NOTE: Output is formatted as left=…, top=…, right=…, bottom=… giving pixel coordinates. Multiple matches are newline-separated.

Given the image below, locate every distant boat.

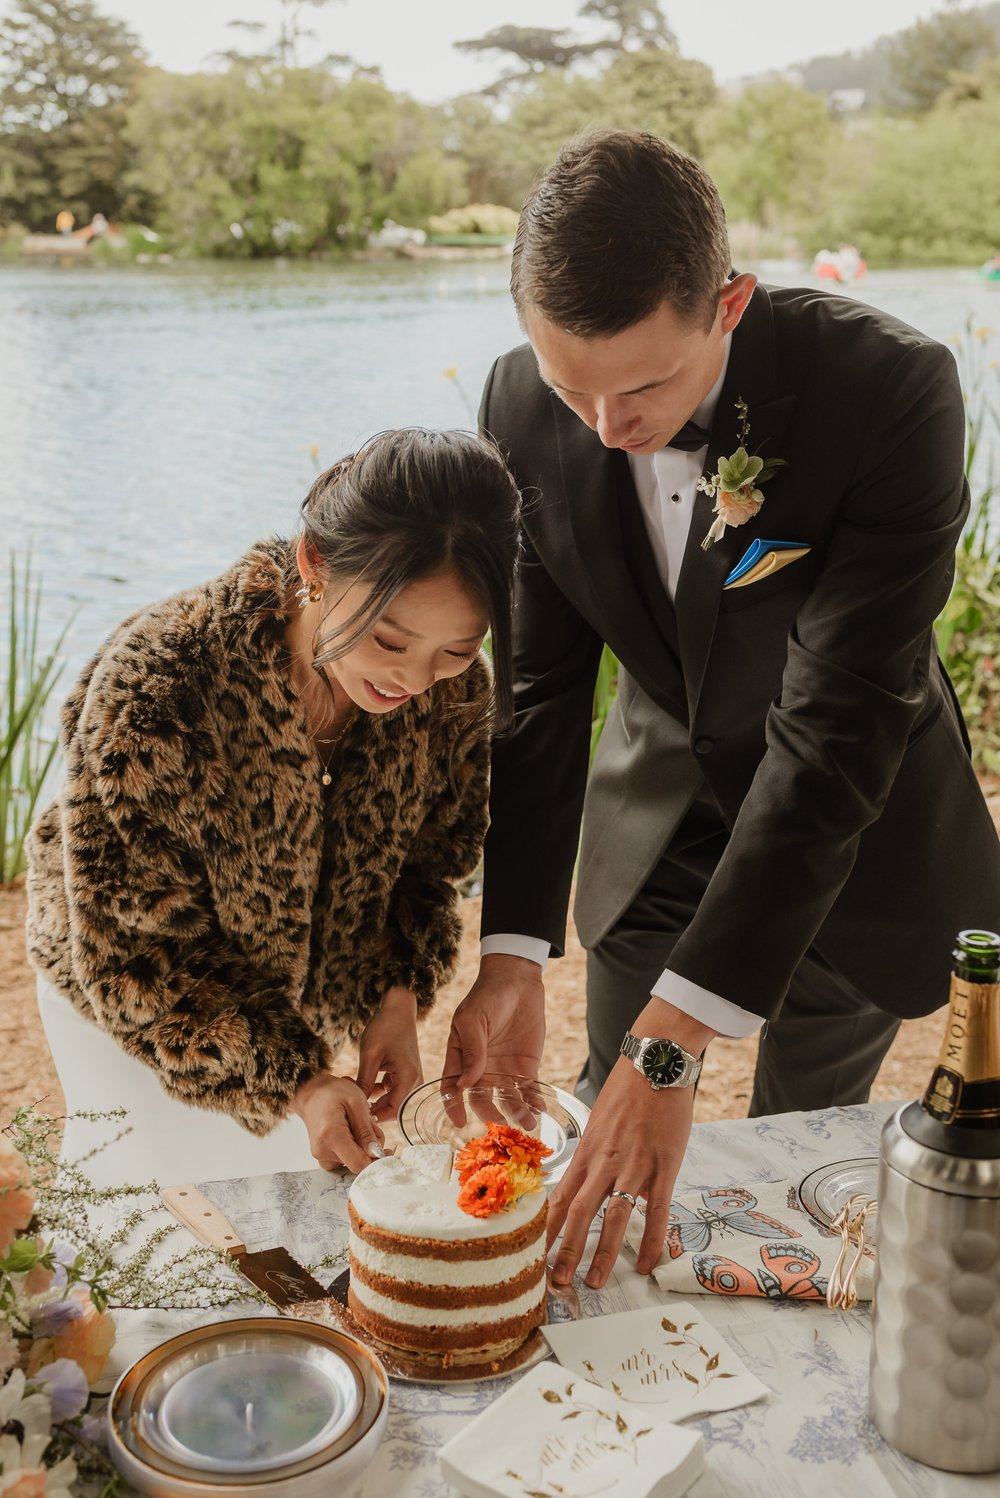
left=811, top=246, right=867, bottom=282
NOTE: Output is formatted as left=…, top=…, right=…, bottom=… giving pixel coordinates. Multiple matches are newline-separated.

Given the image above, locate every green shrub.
left=934, top=324, right=1000, bottom=773
left=427, top=203, right=519, bottom=237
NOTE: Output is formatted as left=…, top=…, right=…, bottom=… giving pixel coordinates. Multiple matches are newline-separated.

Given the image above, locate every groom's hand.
left=545, top=998, right=717, bottom=1289
left=442, top=955, right=546, bottom=1125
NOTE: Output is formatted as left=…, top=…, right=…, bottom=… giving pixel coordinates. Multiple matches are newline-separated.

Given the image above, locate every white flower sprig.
left=697, top=397, right=787, bottom=549
left=1, top=1107, right=268, bottom=1496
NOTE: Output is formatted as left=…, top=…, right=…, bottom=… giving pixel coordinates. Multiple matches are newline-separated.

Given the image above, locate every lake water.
left=1, top=256, right=998, bottom=685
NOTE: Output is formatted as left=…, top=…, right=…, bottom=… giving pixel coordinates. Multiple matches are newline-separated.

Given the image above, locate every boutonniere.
left=696, top=397, right=788, bottom=550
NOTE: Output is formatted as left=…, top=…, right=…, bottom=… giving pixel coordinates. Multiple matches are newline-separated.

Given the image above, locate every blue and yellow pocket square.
left=723, top=539, right=811, bottom=590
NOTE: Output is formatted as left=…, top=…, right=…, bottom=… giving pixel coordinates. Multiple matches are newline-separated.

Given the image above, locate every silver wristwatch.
left=620, top=1031, right=704, bottom=1090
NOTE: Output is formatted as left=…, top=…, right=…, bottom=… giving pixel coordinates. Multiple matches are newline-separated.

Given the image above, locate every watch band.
left=619, top=1031, right=704, bottom=1089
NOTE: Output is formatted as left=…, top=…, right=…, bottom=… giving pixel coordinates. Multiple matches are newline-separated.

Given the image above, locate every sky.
left=36, top=0, right=953, bottom=101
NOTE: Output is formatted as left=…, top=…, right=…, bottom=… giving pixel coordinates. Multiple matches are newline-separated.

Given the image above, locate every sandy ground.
left=3, top=767, right=997, bottom=1129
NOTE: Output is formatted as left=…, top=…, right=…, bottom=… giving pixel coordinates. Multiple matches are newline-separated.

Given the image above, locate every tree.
left=0, top=0, right=147, bottom=226
left=886, top=1, right=996, bottom=113
left=223, top=0, right=348, bottom=71
left=703, top=80, right=837, bottom=232
left=0, top=0, right=144, bottom=130
left=454, top=25, right=603, bottom=76
left=595, top=48, right=715, bottom=154
left=842, top=88, right=1000, bottom=263
left=125, top=63, right=465, bottom=254
left=455, top=0, right=677, bottom=91
left=578, top=0, right=676, bottom=52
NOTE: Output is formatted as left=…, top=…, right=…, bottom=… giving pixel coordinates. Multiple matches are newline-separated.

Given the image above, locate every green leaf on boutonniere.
left=700, top=397, right=790, bottom=548
left=757, top=458, right=789, bottom=481
left=717, top=449, right=763, bottom=490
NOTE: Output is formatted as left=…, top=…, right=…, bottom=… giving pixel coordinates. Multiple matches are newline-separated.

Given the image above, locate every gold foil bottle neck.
left=922, top=974, right=1000, bottom=1128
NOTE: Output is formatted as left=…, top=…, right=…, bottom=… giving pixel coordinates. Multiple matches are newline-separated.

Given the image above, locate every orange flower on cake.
left=455, top=1123, right=553, bottom=1186
left=457, top=1163, right=516, bottom=1219
left=455, top=1125, right=552, bottom=1217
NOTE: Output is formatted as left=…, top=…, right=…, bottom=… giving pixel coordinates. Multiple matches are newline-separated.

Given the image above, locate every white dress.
left=36, top=977, right=320, bottom=1191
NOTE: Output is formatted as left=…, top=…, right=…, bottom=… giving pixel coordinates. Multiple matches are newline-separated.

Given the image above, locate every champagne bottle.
left=922, top=929, right=1000, bottom=1128
left=870, top=928, right=1000, bottom=1473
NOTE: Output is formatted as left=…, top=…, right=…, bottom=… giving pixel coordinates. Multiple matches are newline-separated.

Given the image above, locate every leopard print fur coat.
left=26, top=540, right=491, bottom=1134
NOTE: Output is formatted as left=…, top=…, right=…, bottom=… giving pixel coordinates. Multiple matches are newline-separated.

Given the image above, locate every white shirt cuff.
left=480, top=934, right=550, bottom=973
left=650, top=968, right=764, bottom=1038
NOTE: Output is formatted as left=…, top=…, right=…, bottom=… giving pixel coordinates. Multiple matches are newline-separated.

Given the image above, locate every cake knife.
left=162, top=1184, right=330, bottom=1308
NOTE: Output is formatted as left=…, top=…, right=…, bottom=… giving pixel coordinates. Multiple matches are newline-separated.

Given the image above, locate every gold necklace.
left=314, top=715, right=355, bottom=786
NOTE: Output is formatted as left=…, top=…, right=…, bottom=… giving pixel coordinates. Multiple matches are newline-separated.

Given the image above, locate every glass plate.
left=398, top=1074, right=590, bottom=1181
left=298, top=1272, right=580, bottom=1385
left=797, top=1157, right=879, bottom=1228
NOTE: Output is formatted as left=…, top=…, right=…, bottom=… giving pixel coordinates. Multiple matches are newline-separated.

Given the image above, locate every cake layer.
left=347, top=1289, right=545, bottom=1354
left=348, top=1275, right=546, bottom=1328
left=349, top=1232, right=541, bottom=1288
left=350, top=1254, right=545, bottom=1308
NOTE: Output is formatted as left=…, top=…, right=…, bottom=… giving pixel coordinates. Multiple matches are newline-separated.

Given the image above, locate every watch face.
left=641, top=1040, right=686, bottom=1087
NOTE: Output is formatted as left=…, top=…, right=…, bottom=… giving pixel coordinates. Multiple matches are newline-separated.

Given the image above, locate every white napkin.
left=543, top=1303, right=769, bottom=1422
left=438, top=1361, right=704, bottom=1498
left=624, top=1181, right=875, bottom=1302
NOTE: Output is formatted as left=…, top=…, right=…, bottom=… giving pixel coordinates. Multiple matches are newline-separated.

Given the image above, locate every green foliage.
left=837, top=88, right=1000, bottom=264
left=124, top=65, right=463, bottom=254
left=0, top=0, right=147, bottom=228
left=428, top=202, right=519, bottom=236
left=587, top=47, right=715, bottom=154
left=886, top=1, right=996, bottom=114
left=1, top=556, right=70, bottom=886
left=935, top=325, right=1000, bottom=773
left=704, top=80, right=837, bottom=232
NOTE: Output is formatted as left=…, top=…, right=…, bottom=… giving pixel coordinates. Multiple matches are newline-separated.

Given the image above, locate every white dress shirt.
left=482, top=337, right=764, bottom=1039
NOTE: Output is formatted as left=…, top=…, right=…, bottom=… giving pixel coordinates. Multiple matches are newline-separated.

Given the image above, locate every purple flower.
left=47, top=1240, right=80, bottom=1290
left=33, top=1357, right=89, bottom=1420
left=30, top=1296, right=85, bottom=1337
left=78, top=1411, right=108, bottom=1449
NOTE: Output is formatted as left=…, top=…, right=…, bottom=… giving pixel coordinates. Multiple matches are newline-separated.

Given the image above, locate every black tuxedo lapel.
left=552, top=396, right=688, bottom=723
left=674, top=286, right=797, bottom=718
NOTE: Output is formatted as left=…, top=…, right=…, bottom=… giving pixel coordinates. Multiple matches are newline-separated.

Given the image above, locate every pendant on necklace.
left=321, top=771, right=332, bottom=787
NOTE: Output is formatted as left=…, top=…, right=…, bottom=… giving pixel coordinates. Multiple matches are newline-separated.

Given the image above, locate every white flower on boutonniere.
left=697, top=397, right=787, bottom=549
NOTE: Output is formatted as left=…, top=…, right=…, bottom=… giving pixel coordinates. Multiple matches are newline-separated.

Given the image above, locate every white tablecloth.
left=106, top=1101, right=996, bottom=1497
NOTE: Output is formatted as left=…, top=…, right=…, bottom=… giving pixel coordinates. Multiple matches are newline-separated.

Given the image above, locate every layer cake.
left=347, top=1143, right=547, bottom=1368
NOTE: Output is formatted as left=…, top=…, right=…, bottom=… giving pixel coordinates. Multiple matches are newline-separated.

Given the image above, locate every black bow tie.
left=666, top=420, right=712, bottom=452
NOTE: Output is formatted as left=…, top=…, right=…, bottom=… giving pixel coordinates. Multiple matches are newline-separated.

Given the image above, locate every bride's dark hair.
left=298, top=427, right=522, bottom=732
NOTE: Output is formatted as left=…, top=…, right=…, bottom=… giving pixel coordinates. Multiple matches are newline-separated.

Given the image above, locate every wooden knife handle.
left=162, top=1184, right=247, bottom=1255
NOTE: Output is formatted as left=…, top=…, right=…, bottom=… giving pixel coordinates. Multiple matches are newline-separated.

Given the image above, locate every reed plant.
left=1, top=555, right=69, bottom=885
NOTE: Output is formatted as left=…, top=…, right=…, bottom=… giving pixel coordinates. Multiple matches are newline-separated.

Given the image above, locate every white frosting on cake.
left=350, top=1145, right=546, bottom=1240
left=348, top=1278, right=546, bottom=1328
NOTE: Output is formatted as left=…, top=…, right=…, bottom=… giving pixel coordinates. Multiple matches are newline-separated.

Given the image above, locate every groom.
left=443, top=130, right=1000, bottom=1289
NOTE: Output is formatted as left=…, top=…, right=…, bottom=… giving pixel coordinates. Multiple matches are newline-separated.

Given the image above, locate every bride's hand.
left=288, top=1073, right=385, bottom=1173
left=356, top=986, right=423, bottom=1124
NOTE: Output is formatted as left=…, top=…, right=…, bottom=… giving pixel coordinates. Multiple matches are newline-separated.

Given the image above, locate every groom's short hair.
left=511, top=128, right=732, bottom=336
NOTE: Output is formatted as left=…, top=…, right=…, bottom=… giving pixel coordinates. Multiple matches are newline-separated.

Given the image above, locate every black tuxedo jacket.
left=479, top=283, right=1000, bottom=1022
